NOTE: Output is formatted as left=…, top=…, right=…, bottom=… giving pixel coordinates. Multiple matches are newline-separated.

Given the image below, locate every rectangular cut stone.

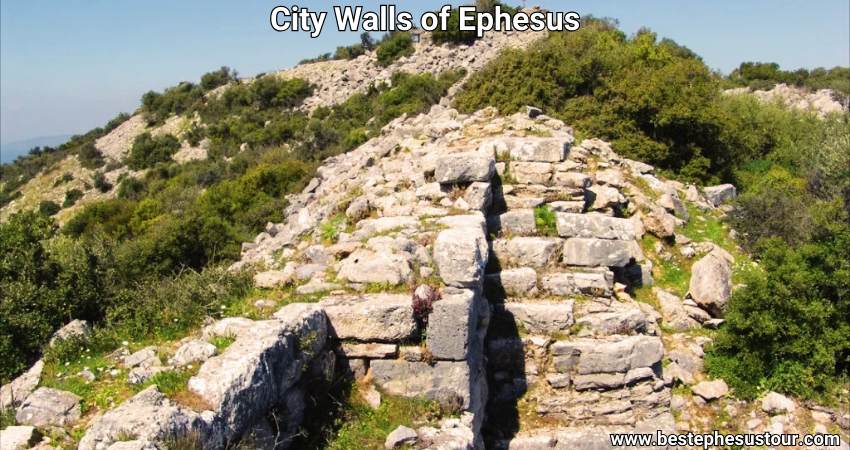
left=426, top=290, right=476, bottom=361
left=433, top=227, right=488, bottom=288
left=492, top=237, right=561, bottom=268
left=319, top=294, right=417, bottom=342
left=556, top=213, right=636, bottom=240
left=510, top=162, right=553, bottom=185
left=370, top=360, right=473, bottom=407
left=487, top=210, right=537, bottom=235
left=338, top=343, right=398, bottom=358
left=509, top=139, right=568, bottom=163
left=497, top=301, right=575, bottom=333
left=562, top=238, right=631, bottom=267
left=435, top=152, right=496, bottom=184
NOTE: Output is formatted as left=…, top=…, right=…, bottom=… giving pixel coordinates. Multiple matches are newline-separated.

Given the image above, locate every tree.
left=360, top=32, right=374, bottom=50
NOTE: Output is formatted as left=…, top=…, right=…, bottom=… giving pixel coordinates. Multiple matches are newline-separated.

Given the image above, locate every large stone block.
left=434, top=227, right=488, bottom=288
left=496, top=301, right=575, bottom=333
left=427, top=290, right=477, bottom=361
left=575, top=336, right=664, bottom=375
left=687, top=248, right=733, bottom=317
left=556, top=213, right=636, bottom=240
left=370, top=360, right=474, bottom=408
left=337, top=249, right=413, bottom=285
left=488, top=210, right=537, bottom=235
left=79, top=386, right=218, bottom=450
left=509, top=139, right=568, bottom=163
left=435, top=152, right=496, bottom=184
left=562, top=238, right=631, bottom=267
left=15, top=387, right=80, bottom=427
left=484, top=268, right=538, bottom=297
left=510, top=162, right=553, bottom=184
left=319, top=294, right=418, bottom=342
left=703, top=184, right=737, bottom=207
left=188, top=322, right=299, bottom=438
left=492, top=237, right=561, bottom=268
left=0, top=427, right=41, bottom=450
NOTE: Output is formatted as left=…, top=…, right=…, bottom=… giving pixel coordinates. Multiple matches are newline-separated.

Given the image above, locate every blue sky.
left=1, top=0, right=848, bottom=150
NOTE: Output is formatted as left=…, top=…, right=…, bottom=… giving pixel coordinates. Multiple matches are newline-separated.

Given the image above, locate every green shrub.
left=375, top=32, right=414, bottom=67
left=93, top=172, right=112, bottom=193
left=534, top=206, right=557, bottom=236
left=706, top=203, right=850, bottom=401
left=63, top=188, right=85, bottom=208
left=38, top=200, right=61, bottom=216
left=200, top=66, right=237, bottom=91
left=0, top=212, right=114, bottom=382
left=54, top=172, right=74, bottom=187
left=77, top=142, right=105, bottom=169
left=127, top=133, right=181, bottom=170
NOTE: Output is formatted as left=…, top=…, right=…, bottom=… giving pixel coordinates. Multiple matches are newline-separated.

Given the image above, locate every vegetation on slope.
left=0, top=66, right=466, bottom=383
left=722, top=62, right=850, bottom=97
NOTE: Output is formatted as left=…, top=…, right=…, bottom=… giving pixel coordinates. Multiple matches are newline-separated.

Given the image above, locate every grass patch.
left=210, top=335, right=236, bottom=353
left=534, top=206, right=557, bottom=236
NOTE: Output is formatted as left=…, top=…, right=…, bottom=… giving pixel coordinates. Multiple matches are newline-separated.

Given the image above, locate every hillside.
left=1, top=12, right=849, bottom=450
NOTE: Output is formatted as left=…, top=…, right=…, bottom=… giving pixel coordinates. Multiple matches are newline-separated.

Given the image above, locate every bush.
left=93, top=172, right=112, bottom=193
left=455, top=20, right=726, bottom=182
left=63, top=189, right=85, bottom=208
left=127, top=133, right=181, bottom=170
left=200, top=66, right=237, bottom=91
left=38, top=200, right=61, bottom=216
left=375, top=32, right=414, bottom=67
left=0, top=212, right=114, bottom=382
left=706, top=202, right=850, bottom=401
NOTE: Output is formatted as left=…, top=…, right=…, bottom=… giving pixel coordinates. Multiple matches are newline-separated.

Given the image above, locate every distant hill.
left=1, top=134, right=73, bottom=163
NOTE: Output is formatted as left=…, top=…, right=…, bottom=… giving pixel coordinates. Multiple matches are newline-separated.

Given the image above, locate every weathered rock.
left=463, top=182, right=492, bottom=212
left=128, top=366, right=167, bottom=385
left=188, top=321, right=300, bottom=440
left=78, top=386, right=216, bottom=450
left=654, top=289, right=698, bottom=332
left=489, top=210, right=537, bottom=235
left=691, top=379, right=729, bottom=401
left=123, top=347, right=160, bottom=368
left=169, top=340, right=218, bottom=366
left=688, top=248, right=734, bottom=317
left=704, top=184, right=737, bottom=207
left=427, top=290, right=477, bottom=361
left=553, top=172, right=593, bottom=189
left=548, top=201, right=585, bottom=213
left=573, top=373, right=626, bottom=390
left=562, top=239, right=631, bottom=267
left=435, top=152, right=496, bottom=184
left=254, top=267, right=296, bottom=288
left=510, top=162, right=552, bottom=184
left=15, top=388, right=81, bottom=427
left=492, top=237, right=561, bottom=267
left=0, top=426, right=42, bottom=450
left=433, top=227, right=488, bottom=288
left=587, top=185, right=627, bottom=210
left=484, top=268, right=538, bottom=297
left=556, top=213, right=636, bottom=240
left=49, top=319, right=92, bottom=345
left=385, top=425, right=418, bottom=449
left=319, top=294, right=417, bottom=342
left=542, top=271, right=613, bottom=297
left=553, top=336, right=663, bottom=375
left=509, top=139, right=568, bottom=163
left=345, top=196, right=371, bottom=219
left=272, top=303, right=329, bottom=357
left=0, top=360, right=43, bottom=409
left=337, top=249, right=413, bottom=285
left=577, top=308, right=647, bottom=335
left=339, top=343, right=398, bottom=359
left=642, top=207, right=676, bottom=239
left=370, top=360, right=474, bottom=407
left=761, top=392, right=796, bottom=414
left=364, top=384, right=382, bottom=410
left=497, top=301, right=575, bottom=333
